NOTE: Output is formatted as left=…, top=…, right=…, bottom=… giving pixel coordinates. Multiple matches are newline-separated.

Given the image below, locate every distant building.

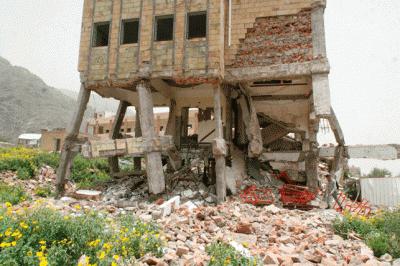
left=17, top=133, right=41, bottom=148
left=85, top=110, right=199, bottom=137
left=40, top=128, right=67, bottom=152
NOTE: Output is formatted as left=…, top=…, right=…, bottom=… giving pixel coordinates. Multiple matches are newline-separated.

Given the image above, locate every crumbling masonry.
left=57, top=0, right=345, bottom=202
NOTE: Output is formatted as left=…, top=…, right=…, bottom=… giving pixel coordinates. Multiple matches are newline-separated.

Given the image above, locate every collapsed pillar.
left=56, top=85, right=91, bottom=196
left=136, top=80, right=165, bottom=194
left=213, top=84, right=227, bottom=203
left=108, top=100, right=130, bottom=174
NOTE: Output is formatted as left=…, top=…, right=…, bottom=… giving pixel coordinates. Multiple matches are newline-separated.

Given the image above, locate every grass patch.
left=71, top=155, right=111, bottom=189
left=333, top=209, right=400, bottom=258
left=206, top=242, right=261, bottom=266
left=34, top=186, right=52, bottom=198
left=0, top=204, right=164, bottom=265
left=0, top=183, right=27, bottom=205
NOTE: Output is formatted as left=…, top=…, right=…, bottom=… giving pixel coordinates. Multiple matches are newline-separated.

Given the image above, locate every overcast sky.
left=1, top=0, right=400, bottom=174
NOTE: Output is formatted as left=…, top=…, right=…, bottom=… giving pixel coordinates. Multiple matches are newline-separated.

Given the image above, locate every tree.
left=367, top=168, right=392, bottom=178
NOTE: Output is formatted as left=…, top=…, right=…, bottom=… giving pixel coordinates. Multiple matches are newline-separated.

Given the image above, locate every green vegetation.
left=206, top=242, right=261, bottom=266
left=333, top=209, right=400, bottom=258
left=0, top=147, right=111, bottom=189
left=0, top=183, right=27, bottom=205
left=34, top=186, right=52, bottom=198
left=71, top=155, right=111, bottom=189
left=366, top=168, right=392, bottom=178
left=0, top=205, right=164, bottom=266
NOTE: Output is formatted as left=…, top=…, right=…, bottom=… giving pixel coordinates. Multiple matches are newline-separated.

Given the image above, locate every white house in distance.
left=17, top=133, right=42, bottom=148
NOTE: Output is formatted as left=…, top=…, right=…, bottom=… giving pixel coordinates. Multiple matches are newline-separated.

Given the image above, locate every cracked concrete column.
left=56, top=84, right=91, bottom=196
left=213, top=84, right=226, bottom=203
left=137, top=80, right=165, bottom=194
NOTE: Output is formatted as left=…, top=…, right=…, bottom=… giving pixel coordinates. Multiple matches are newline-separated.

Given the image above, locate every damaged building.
left=57, top=0, right=346, bottom=202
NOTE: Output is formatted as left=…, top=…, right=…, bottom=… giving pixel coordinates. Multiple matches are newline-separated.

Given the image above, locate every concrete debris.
left=73, top=190, right=102, bottom=201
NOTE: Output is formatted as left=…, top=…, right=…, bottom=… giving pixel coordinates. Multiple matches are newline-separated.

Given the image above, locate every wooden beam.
left=137, top=80, right=165, bottom=194
left=108, top=101, right=130, bottom=174
left=56, top=85, right=91, bottom=196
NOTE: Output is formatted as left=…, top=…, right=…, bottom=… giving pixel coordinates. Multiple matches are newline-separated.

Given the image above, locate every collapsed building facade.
left=57, top=0, right=346, bottom=202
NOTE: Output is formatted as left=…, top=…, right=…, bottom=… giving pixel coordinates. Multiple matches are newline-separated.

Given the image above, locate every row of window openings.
left=93, top=12, right=207, bottom=47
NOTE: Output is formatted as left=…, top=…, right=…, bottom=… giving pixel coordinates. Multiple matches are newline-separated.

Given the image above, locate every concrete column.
left=213, top=84, right=226, bottom=203
left=56, top=85, right=91, bottom=196
left=311, top=0, right=327, bottom=58
left=181, top=107, right=189, bottom=143
left=134, top=108, right=142, bottom=171
left=108, top=100, right=130, bottom=174
left=137, top=80, right=165, bottom=194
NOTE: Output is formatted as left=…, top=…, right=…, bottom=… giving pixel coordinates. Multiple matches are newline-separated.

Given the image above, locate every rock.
left=116, top=200, right=138, bottom=208
left=321, top=257, right=338, bottom=266
left=181, top=189, right=195, bottom=199
left=265, top=204, right=281, bottom=214
left=143, top=257, right=160, bottom=265
left=152, top=210, right=162, bottom=220
left=229, top=233, right=257, bottom=245
left=235, top=222, right=254, bottom=234
left=278, top=236, right=292, bottom=244
left=77, top=255, right=89, bottom=266
left=393, top=258, right=400, bottom=266
left=73, top=190, right=102, bottom=201
left=176, top=246, right=189, bottom=256
left=263, top=253, right=280, bottom=265
left=304, top=253, right=322, bottom=263
left=380, top=253, right=392, bottom=262
left=159, top=196, right=180, bottom=217
left=181, top=201, right=197, bottom=213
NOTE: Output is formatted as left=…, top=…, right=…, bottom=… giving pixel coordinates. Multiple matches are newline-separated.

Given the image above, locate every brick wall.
left=230, top=9, right=313, bottom=68
left=224, top=0, right=314, bottom=66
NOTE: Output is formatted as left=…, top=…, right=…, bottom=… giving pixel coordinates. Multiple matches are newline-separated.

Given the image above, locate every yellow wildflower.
left=98, top=251, right=106, bottom=260
left=74, top=204, right=81, bottom=210
left=39, top=240, right=46, bottom=245
left=36, top=251, right=44, bottom=257
left=113, top=255, right=120, bottom=260
left=20, top=221, right=29, bottom=229
left=5, top=202, right=12, bottom=208
left=5, top=228, right=12, bottom=236
left=111, top=262, right=117, bottom=266
left=27, top=250, right=33, bottom=256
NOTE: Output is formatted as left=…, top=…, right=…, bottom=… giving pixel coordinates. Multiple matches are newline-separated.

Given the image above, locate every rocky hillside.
left=0, top=57, right=92, bottom=143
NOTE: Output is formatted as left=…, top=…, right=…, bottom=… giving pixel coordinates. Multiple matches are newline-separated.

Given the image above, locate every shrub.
left=71, top=155, right=111, bottom=189
left=333, top=209, right=400, bottom=258
left=0, top=183, right=27, bottom=205
left=34, top=186, right=52, bottom=198
left=367, top=168, right=392, bottom=178
left=0, top=147, right=57, bottom=179
left=0, top=205, right=164, bottom=266
left=206, top=242, right=261, bottom=266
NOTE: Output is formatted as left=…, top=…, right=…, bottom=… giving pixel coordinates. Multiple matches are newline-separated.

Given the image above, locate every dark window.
left=121, top=19, right=139, bottom=44
left=155, top=16, right=174, bottom=41
left=106, top=130, right=110, bottom=133
left=121, top=129, right=125, bottom=132
left=98, top=126, right=104, bottom=134
left=187, top=12, right=207, bottom=39
left=93, top=22, right=110, bottom=47
left=127, top=128, right=132, bottom=132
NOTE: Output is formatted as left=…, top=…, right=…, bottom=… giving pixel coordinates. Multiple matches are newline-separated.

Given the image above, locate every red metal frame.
left=279, top=184, right=316, bottom=205
left=239, top=185, right=275, bottom=206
